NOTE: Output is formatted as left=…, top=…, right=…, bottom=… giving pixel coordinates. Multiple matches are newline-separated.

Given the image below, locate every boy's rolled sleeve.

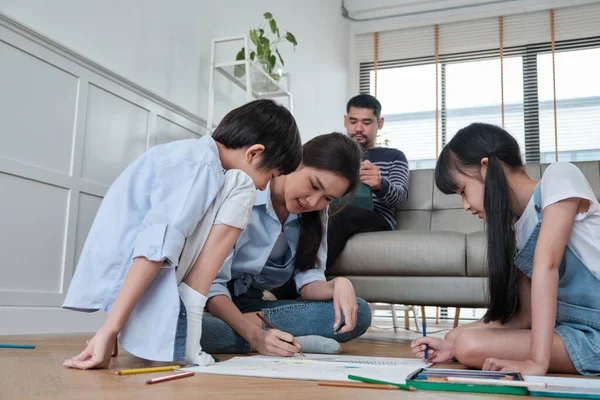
left=133, top=224, right=185, bottom=266
left=132, top=158, right=222, bottom=267
left=214, top=170, right=256, bottom=230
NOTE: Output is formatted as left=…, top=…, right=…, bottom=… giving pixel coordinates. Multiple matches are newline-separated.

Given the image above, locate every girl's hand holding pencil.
left=411, top=336, right=454, bottom=363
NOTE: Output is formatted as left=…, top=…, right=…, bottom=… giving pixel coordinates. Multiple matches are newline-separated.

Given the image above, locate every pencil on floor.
left=0, top=344, right=35, bottom=349
left=318, top=381, right=399, bottom=390
left=145, top=371, right=194, bottom=384
left=116, top=365, right=182, bottom=375
left=255, top=312, right=305, bottom=357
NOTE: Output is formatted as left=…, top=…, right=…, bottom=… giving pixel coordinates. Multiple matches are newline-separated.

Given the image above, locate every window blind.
left=355, top=2, right=600, bottom=169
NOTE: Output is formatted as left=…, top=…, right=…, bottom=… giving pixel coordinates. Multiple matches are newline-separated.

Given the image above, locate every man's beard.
left=352, top=134, right=370, bottom=148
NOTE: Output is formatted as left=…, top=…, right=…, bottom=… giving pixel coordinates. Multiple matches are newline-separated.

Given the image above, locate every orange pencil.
left=318, top=381, right=399, bottom=390
left=255, top=312, right=305, bottom=357
left=145, top=371, right=194, bottom=384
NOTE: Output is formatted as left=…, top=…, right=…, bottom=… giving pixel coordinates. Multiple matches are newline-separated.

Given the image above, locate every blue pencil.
left=0, top=344, right=35, bottom=349
left=422, top=321, right=428, bottom=360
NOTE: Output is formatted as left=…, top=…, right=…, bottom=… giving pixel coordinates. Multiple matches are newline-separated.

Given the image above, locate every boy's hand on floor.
left=250, top=328, right=301, bottom=357
left=411, top=336, right=454, bottom=363
left=63, top=328, right=117, bottom=369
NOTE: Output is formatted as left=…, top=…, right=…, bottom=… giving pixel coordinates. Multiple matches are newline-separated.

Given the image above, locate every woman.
left=193, top=132, right=372, bottom=356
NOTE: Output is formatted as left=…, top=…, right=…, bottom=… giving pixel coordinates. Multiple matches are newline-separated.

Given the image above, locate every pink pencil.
left=145, top=371, right=194, bottom=384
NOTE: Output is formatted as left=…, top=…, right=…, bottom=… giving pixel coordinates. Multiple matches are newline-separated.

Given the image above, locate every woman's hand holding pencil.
left=253, top=313, right=304, bottom=357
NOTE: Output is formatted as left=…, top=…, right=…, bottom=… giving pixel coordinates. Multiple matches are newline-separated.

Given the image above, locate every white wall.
left=0, top=0, right=351, bottom=140
left=0, top=12, right=208, bottom=334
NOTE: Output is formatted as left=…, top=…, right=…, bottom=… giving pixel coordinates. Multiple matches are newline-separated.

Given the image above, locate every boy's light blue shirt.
left=63, top=136, right=225, bottom=361
left=209, top=184, right=328, bottom=299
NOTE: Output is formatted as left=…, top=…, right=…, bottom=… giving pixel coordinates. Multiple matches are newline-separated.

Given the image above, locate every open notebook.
left=181, top=354, right=430, bottom=383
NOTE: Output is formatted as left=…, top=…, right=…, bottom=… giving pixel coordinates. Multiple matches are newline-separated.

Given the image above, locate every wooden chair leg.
left=403, top=309, right=409, bottom=330
left=453, top=307, right=461, bottom=328
left=436, top=307, right=439, bottom=324
left=391, top=304, right=398, bottom=332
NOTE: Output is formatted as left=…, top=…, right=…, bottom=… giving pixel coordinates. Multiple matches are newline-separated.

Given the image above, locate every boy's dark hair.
left=212, top=99, right=302, bottom=174
left=435, top=122, right=524, bottom=325
left=295, top=133, right=363, bottom=272
left=346, top=94, right=382, bottom=120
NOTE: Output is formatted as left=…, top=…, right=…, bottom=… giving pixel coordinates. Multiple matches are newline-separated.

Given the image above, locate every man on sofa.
left=326, top=94, right=410, bottom=268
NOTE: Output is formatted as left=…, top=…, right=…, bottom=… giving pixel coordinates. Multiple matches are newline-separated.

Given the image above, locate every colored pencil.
left=447, top=377, right=547, bottom=388
left=348, top=375, right=416, bottom=391
left=318, top=381, right=399, bottom=390
left=116, top=365, right=182, bottom=375
left=422, top=321, right=428, bottom=360
left=255, top=312, right=305, bottom=357
left=145, top=371, right=195, bottom=384
left=0, top=344, right=35, bottom=349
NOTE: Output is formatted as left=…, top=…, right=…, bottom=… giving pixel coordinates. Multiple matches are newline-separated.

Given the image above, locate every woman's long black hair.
left=295, top=133, right=362, bottom=272
left=435, top=123, right=524, bottom=324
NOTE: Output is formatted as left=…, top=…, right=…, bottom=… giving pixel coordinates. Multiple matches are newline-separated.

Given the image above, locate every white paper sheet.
left=181, top=354, right=428, bottom=383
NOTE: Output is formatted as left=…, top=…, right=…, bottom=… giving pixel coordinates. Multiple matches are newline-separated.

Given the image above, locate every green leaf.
left=249, top=29, right=259, bottom=46
left=264, top=12, right=273, bottom=19
left=234, top=48, right=246, bottom=78
left=261, top=36, right=270, bottom=47
left=269, top=54, right=276, bottom=70
left=258, top=28, right=264, bottom=37
left=285, top=31, right=298, bottom=46
left=236, top=48, right=245, bottom=60
left=269, top=19, right=277, bottom=35
left=256, top=43, right=264, bottom=57
left=277, top=27, right=280, bottom=38
left=275, top=48, right=284, bottom=66
left=249, top=51, right=256, bottom=61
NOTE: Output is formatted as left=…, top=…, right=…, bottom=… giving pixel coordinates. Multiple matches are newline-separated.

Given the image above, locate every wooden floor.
left=0, top=328, right=581, bottom=400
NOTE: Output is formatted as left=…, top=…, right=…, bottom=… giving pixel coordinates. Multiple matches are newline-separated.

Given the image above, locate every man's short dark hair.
left=346, top=94, right=382, bottom=120
left=212, top=99, right=302, bottom=174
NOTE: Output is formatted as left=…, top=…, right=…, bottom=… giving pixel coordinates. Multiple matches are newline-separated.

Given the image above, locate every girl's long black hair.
left=295, top=133, right=362, bottom=272
left=435, top=123, right=524, bottom=324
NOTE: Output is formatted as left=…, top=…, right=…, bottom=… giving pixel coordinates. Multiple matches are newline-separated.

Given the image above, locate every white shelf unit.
left=207, top=35, right=293, bottom=133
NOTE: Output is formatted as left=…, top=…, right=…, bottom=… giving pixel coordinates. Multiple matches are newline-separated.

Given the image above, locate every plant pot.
left=251, top=59, right=283, bottom=93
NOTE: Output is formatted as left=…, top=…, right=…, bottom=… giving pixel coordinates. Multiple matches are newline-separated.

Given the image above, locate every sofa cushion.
left=330, top=276, right=488, bottom=308
left=467, top=231, right=487, bottom=277
left=329, top=230, right=467, bottom=277
left=399, top=169, right=433, bottom=211
left=431, top=209, right=484, bottom=234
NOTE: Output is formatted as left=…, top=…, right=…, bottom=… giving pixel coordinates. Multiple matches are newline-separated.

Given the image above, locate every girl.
left=411, top=122, right=600, bottom=376
left=62, top=100, right=302, bottom=369
left=185, top=133, right=372, bottom=356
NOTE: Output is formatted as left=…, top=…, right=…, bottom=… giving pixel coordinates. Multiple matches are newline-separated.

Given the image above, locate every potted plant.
left=234, top=12, right=298, bottom=92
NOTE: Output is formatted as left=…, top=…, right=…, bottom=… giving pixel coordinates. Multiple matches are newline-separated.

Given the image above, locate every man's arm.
left=373, top=150, right=409, bottom=208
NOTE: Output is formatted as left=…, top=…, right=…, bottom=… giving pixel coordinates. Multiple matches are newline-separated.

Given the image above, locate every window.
left=355, top=4, right=600, bottom=169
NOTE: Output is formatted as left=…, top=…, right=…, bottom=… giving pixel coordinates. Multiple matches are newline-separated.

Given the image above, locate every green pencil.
left=348, top=375, right=416, bottom=391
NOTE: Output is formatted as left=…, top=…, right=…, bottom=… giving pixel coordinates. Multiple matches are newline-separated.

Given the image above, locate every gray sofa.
left=327, top=161, right=600, bottom=309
